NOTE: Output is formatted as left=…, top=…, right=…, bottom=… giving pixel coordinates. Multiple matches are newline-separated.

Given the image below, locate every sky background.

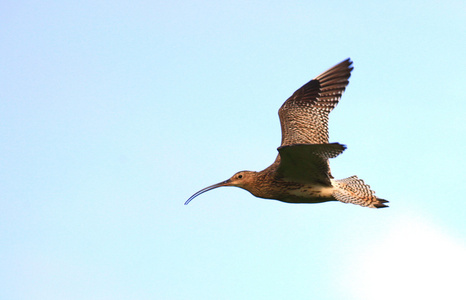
left=1, top=1, right=466, bottom=299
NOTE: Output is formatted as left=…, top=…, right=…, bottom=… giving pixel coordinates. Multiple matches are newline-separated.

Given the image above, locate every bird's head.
left=184, top=170, right=257, bottom=205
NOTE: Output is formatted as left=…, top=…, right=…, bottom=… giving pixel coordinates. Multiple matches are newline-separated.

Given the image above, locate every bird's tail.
left=331, top=176, right=388, bottom=208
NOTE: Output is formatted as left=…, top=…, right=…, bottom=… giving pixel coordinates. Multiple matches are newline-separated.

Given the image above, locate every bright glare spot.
left=348, top=216, right=466, bottom=300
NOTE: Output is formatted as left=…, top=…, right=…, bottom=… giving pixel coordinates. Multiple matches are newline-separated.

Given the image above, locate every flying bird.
left=185, top=59, right=388, bottom=208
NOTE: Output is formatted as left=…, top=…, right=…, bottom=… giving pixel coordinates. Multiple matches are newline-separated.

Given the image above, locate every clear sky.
left=1, top=1, right=465, bottom=299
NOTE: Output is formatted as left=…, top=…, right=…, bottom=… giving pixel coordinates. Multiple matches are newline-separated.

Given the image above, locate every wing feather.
left=276, top=143, right=346, bottom=185
left=278, top=58, right=353, bottom=146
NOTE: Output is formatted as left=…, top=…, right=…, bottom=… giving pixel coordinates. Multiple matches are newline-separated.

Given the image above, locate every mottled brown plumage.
left=185, top=59, right=388, bottom=208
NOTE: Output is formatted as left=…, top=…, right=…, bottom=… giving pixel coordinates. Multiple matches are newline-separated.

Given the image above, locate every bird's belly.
left=279, top=185, right=336, bottom=204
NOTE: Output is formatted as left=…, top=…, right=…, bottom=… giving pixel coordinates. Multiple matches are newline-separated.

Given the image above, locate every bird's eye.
left=238, top=174, right=243, bottom=179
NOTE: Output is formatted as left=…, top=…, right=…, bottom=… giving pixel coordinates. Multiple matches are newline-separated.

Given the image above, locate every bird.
left=185, top=58, right=388, bottom=208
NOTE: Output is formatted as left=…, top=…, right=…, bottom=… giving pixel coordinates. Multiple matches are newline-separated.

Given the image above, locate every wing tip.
left=326, top=57, right=353, bottom=73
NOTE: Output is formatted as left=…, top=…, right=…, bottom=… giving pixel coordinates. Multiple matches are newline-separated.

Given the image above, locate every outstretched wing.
left=278, top=58, right=353, bottom=146
left=276, top=143, right=346, bottom=185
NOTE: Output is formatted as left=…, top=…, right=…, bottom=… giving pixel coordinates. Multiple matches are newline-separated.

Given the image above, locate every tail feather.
left=332, top=176, right=388, bottom=209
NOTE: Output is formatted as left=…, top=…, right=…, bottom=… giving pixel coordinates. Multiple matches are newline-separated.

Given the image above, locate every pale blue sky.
left=1, top=1, right=465, bottom=299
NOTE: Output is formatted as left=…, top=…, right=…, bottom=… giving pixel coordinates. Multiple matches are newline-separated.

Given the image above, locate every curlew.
left=185, top=58, right=388, bottom=208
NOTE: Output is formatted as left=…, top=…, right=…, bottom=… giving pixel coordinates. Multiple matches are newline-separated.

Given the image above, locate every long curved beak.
left=184, top=179, right=231, bottom=205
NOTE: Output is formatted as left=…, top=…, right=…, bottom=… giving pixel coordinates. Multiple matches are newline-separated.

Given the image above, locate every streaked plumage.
left=186, top=59, right=388, bottom=208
